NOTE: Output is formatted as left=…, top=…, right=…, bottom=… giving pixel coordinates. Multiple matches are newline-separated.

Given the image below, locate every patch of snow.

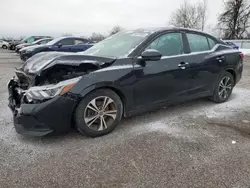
left=242, top=120, right=250, bottom=124
left=239, top=48, right=250, bottom=55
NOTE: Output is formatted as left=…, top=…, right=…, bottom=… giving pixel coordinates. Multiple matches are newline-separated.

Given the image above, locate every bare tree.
left=89, top=32, right=106, bottom=43
left=218, top=0, right=250, bottom=39
left=109, top=25, right=124, bottom=36
left=198, top=0, right=208, bottom=31
left=170, top=0, right=208, bottom=30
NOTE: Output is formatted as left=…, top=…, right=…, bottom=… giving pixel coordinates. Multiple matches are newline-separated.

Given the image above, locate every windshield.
left=81, top=30, right=151, bottom=57
left=46, top=38, right=62, bottom=45
left=21, top=36, right=31, bottom=42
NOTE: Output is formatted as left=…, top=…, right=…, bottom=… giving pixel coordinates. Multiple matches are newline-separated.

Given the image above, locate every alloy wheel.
left=218, top=76, right=232, bottom=99
left=84, top=96, right=117, bottom=131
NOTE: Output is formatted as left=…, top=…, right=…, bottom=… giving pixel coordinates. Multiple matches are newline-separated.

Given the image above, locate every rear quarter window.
left=207, top=38, right=217, bottom=49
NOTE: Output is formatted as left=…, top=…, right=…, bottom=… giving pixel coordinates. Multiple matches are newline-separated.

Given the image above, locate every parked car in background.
left=224, top=39, right=250, bottom=55
left=8, top=27, right=243, bottom=137
left=0, top=40, right=9, bottom=49
left=224, top=41, right=239, bottom=49
left=8, top=36, right=51, bottom=50
left=15, top=38, right=53, bottom=53
left=19, top=36, right=93, bottom=61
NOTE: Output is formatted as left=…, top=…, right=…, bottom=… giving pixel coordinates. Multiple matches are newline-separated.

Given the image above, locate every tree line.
left=170, top=0, right=250, bottom=39
left=91, top=0, right=250, bottom=42
left=2, top=0, right=249, bottom=42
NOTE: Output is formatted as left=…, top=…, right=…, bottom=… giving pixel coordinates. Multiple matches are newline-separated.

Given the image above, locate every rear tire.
left=75, top=89, right=123, bottom=137
left=2, top=45, right=7, bottom=49
left=210, top=71, right=234, bottom=103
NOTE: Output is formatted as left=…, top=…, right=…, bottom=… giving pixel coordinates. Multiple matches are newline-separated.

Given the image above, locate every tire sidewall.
left=213, top=72, right=234, bottom=103
left=75, top=89, right=123, bottom=137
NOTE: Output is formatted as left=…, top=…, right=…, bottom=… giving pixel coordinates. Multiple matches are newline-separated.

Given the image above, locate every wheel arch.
left=71, top=85, right=128, bottom=128
left=225, top=68, right=236, bottom=85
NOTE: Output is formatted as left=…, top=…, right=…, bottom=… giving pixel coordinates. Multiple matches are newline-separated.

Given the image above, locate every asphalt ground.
left=1, top=49, right=250, bottom=188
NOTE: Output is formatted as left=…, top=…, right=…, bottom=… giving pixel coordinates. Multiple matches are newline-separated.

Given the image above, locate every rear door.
left=182, top=32, right=221, bottom=95
left=70, top=38, right=89, bottom=52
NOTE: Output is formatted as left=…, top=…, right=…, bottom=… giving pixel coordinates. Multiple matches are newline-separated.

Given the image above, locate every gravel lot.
left=1, top=50, right=250, bottom=188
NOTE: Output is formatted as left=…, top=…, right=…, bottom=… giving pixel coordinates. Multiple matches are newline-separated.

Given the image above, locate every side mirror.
left=140, top=49, right=162, bottom=61
left=57, top=43, right=62, bottom=48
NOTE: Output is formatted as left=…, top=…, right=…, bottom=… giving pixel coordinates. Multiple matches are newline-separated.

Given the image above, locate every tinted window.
left=208, top=37, right=217, bottom=49
left=74, top=39, right=85, bottom=45
left=187, top=33, right=210, bottom=52
left=146, top=33, right=183, bottom=56
left=58, top=39, right=74, bottom=45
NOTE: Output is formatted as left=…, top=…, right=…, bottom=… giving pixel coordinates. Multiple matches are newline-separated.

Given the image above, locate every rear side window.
left=207, top=37, right=217, bottom=49
left=74, top=39, right=86, bottom=45
left=146, top=32, right=184, bottom=56
left=187, top=33, right=210, bottom=52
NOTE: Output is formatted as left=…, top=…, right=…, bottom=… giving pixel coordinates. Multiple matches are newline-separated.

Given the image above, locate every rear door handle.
left=178, top=62, right=189, bottom=70
left=216, top=56, right=225, bottom=62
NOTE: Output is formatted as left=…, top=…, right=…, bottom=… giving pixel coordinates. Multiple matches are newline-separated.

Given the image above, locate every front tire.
left=75, top=89, right=123, bottom=137
left=2, top=45, right=7, bottom=49
left=210, top=71, right=234, bottom=103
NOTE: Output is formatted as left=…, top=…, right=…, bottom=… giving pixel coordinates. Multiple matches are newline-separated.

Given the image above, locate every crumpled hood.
left=20, top=51, right=116, bottom=75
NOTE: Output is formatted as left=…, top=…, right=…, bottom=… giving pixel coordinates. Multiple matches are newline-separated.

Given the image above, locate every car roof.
left=57, top=36, right=86, bottom=40
left=132, top=27, right=213, bottom=36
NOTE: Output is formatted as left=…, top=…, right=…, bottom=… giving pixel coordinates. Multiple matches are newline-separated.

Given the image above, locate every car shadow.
left=18, top=97, right=213, bottom=144
left=17, top=90, right=249, bottom=145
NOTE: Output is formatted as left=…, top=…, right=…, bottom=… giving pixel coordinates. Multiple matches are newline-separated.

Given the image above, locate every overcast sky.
left=0, top=0, right=224, bottom=38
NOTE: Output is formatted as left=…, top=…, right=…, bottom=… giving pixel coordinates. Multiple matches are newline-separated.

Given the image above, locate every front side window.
left=146, top=32, right=184, bottom=56
left=187, top=33, right=210, bottom=52
left=58, top=39, right=74, bottom=46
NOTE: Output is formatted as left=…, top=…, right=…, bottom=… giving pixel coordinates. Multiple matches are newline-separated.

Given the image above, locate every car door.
left=52, top=38, right=75, bottom=52
left=182, top=32, right=221, bottom=95
left=133, top=32, right=196, bottom=108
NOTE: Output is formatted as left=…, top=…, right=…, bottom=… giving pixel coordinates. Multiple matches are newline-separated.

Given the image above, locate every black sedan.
left=8, top=27, right=243, bottom=137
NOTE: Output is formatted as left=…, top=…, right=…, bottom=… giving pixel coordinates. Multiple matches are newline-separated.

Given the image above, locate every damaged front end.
left=7, top=51, right=116, bottom=136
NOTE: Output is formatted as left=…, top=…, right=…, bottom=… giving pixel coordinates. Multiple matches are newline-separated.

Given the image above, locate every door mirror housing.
left=141, top=49, right=162, bottom=61
left=57, top=43, right=62, bottom=48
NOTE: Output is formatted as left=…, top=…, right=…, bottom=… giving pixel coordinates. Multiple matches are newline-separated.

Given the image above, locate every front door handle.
left=178, top=62, right=189, bottom=70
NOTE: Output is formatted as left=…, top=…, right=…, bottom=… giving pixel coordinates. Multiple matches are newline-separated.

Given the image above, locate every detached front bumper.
left=8, top=79, right=78, bottom=136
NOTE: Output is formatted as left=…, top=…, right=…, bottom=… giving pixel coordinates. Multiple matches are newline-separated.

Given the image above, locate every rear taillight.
left=240, top=53, right=244, bottom=60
